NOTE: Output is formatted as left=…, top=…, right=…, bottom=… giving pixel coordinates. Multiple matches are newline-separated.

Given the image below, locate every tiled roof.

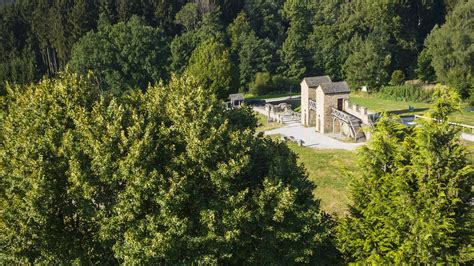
left=229, top=93, right=244, bottom=101
left=303, top=76, right=332, bottom=88
left=319, top=81, right=350, bottom=94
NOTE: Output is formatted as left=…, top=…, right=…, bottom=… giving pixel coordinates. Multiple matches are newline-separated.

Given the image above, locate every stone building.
left=300, top=76, right=373, bottom=141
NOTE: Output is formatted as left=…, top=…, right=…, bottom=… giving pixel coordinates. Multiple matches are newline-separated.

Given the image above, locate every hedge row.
left=377, top=85, right=433, bottom=103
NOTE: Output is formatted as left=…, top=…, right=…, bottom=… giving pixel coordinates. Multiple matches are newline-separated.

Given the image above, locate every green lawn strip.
left=350, top=94, right=474, bottom=126
left=245, top=92, right=300, bottom=100
left=461, top=140, right=474, bottom=164
left=349, top=95, right=431, bottom=116
left=285, top=142, right=360, bottom=217
left=256, top=113, right=282, bottom=132
left=449, top=111, right=474, bottom=126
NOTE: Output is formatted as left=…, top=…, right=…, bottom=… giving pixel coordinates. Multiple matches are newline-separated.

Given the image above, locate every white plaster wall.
left=315, top=87, right=325, bottom=132
left=300, top=81, right=309, bottom=126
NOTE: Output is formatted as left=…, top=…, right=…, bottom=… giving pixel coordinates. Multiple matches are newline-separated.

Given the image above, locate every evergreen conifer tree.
left=338, top=86, right=473, bottom=264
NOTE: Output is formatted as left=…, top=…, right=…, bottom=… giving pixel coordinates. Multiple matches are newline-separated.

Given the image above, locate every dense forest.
left=0, top=0, right=473, bottom=264
left=0, top=0, right=472, bottom=99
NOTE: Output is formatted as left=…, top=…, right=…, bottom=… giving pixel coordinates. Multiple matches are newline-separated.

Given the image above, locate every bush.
left=390, top=70, right=405, bottom=85
left=377, top=85, right=433, bottom=102
left=249, top=72, right=272, bottom=95
left=249, top=72, right=299, bottom=96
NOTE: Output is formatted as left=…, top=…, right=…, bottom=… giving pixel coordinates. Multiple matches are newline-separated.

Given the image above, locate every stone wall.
left=322, top=93, right=350, bottom=133
left=343, top=99, right=374, bottom=125
left=301, top=81, right=318, bottom=127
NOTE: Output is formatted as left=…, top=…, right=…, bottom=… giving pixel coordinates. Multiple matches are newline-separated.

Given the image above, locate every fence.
left=414, top=115, right=474, bottom=135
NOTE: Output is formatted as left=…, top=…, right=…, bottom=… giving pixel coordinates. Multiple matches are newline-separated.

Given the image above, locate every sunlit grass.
left=285, top=142, right=360, bottom=217
left=256, top=113, right=282, bottom=132
left=245, top=92, right=300, bottom=100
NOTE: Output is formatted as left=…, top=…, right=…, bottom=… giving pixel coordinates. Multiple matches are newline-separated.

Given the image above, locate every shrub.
left=390, top=70, right=405, bottom=85
left=249, top=72, right=272, bottom=95
left=377, top=85, right=433, bottom=102
left=249, top=72, right=299, bottom=96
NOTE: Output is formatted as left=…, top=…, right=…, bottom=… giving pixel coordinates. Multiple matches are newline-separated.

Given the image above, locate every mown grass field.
left=349, top=94, right=431, bottom=115
left=350, top=93, right=474, bottom=126
left=285, top=142, right=360, bottom=217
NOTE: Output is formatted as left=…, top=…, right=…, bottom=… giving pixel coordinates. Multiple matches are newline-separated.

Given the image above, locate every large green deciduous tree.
left=0, top=73, right=109, bottom=264
left=0, top=73, right=337, bottom=264
left=426, top=0, right=474, bottom=98
left=68, top=16, right=170, bottom=93
left=337, top=86, right=473, bottom=264
left=185, top=40, right=235, bottom=100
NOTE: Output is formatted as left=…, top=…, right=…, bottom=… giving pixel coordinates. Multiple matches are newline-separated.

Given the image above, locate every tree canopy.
left=0, top=73, right=337, bottom=264
left=68, top=17, right=170, bottom=93
left=0, top=0, right=470, bottom=97
left=337, top=86, right=473, bottom=264
left=426, top=0, right=474, bottom=98
left=185, top=40, right=235, bottom=100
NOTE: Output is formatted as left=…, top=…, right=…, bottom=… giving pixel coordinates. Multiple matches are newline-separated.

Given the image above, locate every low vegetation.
left=377, top=84, right=434, bottom=103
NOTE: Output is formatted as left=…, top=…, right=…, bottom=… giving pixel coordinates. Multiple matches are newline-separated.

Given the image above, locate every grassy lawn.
left=462, top=140, right=474, bottom=164
left=349, top=94, right=431, bottom=116
left=285, top=139, right=472, bottom=217
left=256, top=113, right=282, bottom=132
left=449, top=106, right=474, bottom=126
left=245, top=92, right=300, bottom=100
left=350, top=94, right=473, bottom=126
left=285, top=142, right=360, bottom=217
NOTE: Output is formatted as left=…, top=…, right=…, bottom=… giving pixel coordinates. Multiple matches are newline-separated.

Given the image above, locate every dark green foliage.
left=280, top=0, right=314, bottom=79
left=337, top=86, right=473, bottom=264
left=0, top=74, right=337, bottom=264
left=175, top=3, right=201, bottom=32
left=228, top=12, right=275, bottom=91
left=0, top=0, right=460, bottom=95
left=170, top=6, right=225, bottom=74
left=68, top=17, right=170, bottom=92
left=390, top=70, right=405, bottom=86
left=344, top=36, right=391, bottom=89
left=426, top=0, right=473, bottom=99
left=185, top=40, right=235, bottom=100
left=249, top=72, right=298, bottom=96
left=415, top=48, right=437, bottom=83
left=377, top=85, right=433, bottom=103
left=170, top=31, right=198, bottom=74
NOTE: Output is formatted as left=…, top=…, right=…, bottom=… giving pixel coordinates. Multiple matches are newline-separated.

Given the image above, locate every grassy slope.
left=286, top=142, right=360, bottom=217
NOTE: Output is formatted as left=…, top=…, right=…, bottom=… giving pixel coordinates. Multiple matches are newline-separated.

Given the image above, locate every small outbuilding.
left=229, top=93, right=245, bottom=108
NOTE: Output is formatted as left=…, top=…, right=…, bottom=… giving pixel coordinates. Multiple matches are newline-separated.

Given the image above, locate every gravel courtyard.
left=265, top=122, right=364, bottom=151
